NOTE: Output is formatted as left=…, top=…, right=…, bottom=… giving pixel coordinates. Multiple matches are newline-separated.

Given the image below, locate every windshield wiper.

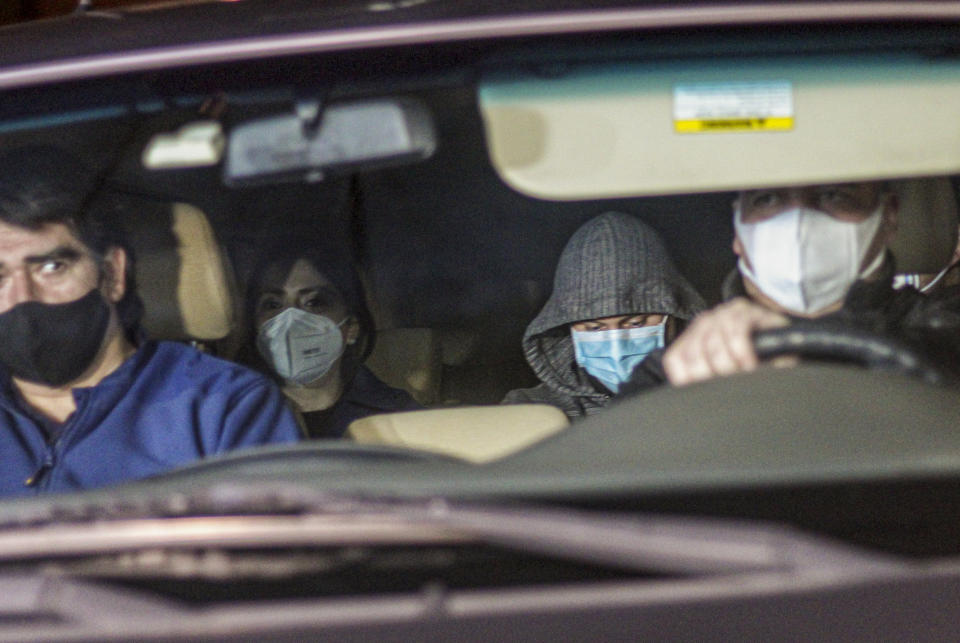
left=0, top=485, right=904, bottom=576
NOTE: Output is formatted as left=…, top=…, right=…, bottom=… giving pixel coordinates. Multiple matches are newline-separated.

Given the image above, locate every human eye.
left=580, top=321, right=607, bottom=332
left=816, top=186, right=861, bottom=210
left=257, top=296, right=283, bottom=313
left=624, top=316, right=650, bottom=328
left=36, top=258, right=68, bottom=277
left=746, top=191, right=779, bottom=209
left=817, top=187, right=842, bottom=202
left=301, top=290, right=336, bottom=312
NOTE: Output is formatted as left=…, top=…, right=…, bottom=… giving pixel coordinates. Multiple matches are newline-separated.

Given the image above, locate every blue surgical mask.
left=571, top=318, right=668, bottom=394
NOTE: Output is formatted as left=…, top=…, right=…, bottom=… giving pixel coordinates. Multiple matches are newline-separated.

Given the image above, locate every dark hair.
left=245, top=235, right=376, bottom=374
left=0, top=146, right=143, bottom=336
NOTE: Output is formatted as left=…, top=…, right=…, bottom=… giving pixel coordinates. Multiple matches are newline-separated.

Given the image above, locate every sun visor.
left=479, top=56, right=960, bottom=200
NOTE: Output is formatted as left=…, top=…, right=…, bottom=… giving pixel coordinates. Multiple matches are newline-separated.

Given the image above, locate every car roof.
left=3, top=0, right=960, bottom=88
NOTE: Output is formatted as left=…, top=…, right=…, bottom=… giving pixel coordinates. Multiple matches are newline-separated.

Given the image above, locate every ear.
left=101, top=246, right=128, bottom=303
left=732, top=234, right=744, bottom=258
left=731, top=197, right=746, bottom=258
left=343, top=315, right=360, bottom=346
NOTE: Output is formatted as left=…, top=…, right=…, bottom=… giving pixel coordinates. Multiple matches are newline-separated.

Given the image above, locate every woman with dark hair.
left=246, top=238, right=419, bottom=439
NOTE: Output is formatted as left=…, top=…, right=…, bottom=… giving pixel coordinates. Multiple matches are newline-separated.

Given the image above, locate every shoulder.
left=145, top=341, right=258, bottom=374
left=874, top=283, right=960, bottom=330
left=92, top=342, right=298, bottom=455
left=502, top=384, right=548, bottom=405
left=502, top=382, right=587, bottom=418
left=135, top=341, right=276, bottom=396
left=918, top=284, right=960, bottom=328
left=344, top=366, right=420, bottom=412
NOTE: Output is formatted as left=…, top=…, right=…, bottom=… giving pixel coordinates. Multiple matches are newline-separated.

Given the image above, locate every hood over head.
left=522, top=212, right=706, bottom=403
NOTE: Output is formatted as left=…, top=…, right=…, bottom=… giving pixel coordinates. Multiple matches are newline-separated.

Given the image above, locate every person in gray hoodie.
left=503, top=212, right=706, bottom=418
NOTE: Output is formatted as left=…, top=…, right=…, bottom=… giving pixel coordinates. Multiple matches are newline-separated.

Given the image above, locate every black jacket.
left=627, top=255, right=960, bottom=391
left=299, top=366, right=420, bottom=439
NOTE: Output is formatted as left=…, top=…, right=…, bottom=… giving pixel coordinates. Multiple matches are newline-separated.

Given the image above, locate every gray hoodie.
left=503, top=212, right=706, bottom=418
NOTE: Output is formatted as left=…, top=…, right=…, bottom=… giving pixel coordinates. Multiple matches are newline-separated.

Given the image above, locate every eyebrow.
left=297, top=286, right=338, bottom=297
left=257, top=286, right=339, bottom=298
left=25, top=246, right=83, bottom=265
left=0, top=246, right=83, bottom=272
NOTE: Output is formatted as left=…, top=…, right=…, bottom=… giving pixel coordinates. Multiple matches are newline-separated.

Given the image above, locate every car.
left=0, top=0, right=959, bottom=640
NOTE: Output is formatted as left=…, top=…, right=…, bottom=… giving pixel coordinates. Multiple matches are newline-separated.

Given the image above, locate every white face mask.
left=256, top=308, right=346, bottom=385
left=734, top=202, right=886, bottom=315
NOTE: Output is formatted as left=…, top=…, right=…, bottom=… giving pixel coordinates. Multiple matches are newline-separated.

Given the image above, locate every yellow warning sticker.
left=673, top=82, right=793, bottom=134
left=674, top=116, right=794, bottom=132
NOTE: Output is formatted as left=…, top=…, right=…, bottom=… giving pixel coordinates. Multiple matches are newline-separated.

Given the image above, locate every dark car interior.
left=4, top=86, right=739, bottom=409
left=5, top=44, right=959, bottom=418
left=0, top=22, right=957, bottom=435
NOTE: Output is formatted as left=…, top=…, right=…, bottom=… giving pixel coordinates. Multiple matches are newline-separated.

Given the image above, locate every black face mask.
left=0, top=289, right=111, bottom=387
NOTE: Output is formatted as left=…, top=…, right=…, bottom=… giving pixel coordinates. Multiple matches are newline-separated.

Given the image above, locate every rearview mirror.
left=224, top=97, right=436, bottom=185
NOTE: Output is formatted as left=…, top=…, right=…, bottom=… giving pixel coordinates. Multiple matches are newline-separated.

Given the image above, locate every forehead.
left=260, top=257, right=336, bottom=294
left=0, top=220, right=85, bottom=263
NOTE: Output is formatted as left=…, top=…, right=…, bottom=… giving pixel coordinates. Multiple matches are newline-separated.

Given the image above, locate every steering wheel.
left=752, top=321, right=953, bottom=386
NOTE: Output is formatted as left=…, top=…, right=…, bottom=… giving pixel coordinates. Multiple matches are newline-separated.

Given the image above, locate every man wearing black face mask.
left=0, top=147, right=300, bottom=496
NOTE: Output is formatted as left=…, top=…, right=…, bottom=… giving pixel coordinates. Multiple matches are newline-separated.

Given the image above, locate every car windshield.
left=0, top=1, right=959, bottom=637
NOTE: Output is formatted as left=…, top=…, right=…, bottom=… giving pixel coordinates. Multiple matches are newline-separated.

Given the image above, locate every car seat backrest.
left=124, top=200, right=235, bottom=342
left=366, top=327, right=442, bottom=405
left=890, top=177, right=959, bottom=273
left=347, top=404, right=569, bottom=463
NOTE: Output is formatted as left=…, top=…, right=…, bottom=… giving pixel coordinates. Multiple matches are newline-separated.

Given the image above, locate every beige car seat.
left=347, top=403, right=569, bottom=463
left=890, top=177, right=960, bottom=274
left=366, top=327, right=441, bottom=406
left=122, top=199, right=236, bottom=345
left=366, top=327, right=534, bottom=406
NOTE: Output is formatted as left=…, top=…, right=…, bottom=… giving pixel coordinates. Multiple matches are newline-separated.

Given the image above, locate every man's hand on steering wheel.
left=663, top=297, right=954, bottom=387
left=663, top=297, right=790, bottom=386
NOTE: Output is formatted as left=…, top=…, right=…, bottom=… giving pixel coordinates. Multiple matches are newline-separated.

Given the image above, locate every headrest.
left=366, top=328, right=441, bottom=405
left=890, top=177, right=959, bottom=274
left=348, top=404, right=569, bottom=463
left=125, top=200, right=235, bottom=341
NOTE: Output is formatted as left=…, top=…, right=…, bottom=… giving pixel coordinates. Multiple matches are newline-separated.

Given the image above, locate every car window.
left=0, top=3, right=953, bottom=474
left=0, top=4, right=959, bottom=638
left=0, top=5, right=952, bottom=449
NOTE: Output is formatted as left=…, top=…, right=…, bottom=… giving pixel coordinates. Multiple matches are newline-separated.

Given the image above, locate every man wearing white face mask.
left=503, top=212, right=706, bottom=418
left=629, top=181, right=960, bottom=387
left=732, top=184, right=893, bottom=317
